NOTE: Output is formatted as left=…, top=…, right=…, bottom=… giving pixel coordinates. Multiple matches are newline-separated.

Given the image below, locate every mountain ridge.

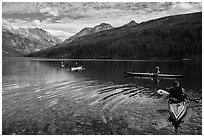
left=25, top=12, right=202, bottom=60
left=63, top=23, right=113, bottom=43
left=2, top=25, right=62, bottom=56
left=123, top=20, right=138, bottom=27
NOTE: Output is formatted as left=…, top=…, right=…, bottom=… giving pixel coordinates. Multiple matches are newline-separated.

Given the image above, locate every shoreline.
left=2, top=57, right=201, bottom=62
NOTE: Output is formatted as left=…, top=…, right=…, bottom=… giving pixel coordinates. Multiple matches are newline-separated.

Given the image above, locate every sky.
left=2, top=2, right=202, bottom=40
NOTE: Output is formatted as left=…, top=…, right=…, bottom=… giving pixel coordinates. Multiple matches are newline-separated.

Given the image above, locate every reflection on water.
left=2, top=58, right=202, bottom=135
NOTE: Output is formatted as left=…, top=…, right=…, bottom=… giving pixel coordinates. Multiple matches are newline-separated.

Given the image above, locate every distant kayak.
left=70, top=66, right=85, bottom=71
left=124, top=72, right=182, bottom=78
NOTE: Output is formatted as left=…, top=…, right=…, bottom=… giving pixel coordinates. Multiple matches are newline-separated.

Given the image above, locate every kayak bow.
left=169, top=101, right=187, bottom=122
left=157, top=89, right=170, bottom=95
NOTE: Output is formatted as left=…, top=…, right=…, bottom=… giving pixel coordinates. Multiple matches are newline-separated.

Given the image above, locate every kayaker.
left=60, top=62, right=65, bottom=68
left=167, top=81, right=187, bottom=125
left=168, top=81, right=187, bottom=103
left=154, top=66, right=160, bottom=74
left=74, top=63, right=79, bottom=68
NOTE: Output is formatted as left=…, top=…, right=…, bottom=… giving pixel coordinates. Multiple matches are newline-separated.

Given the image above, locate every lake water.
left=2, top=58, right=202, bottom=135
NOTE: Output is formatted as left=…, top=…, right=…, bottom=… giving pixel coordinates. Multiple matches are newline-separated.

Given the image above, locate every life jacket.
left=169, top=87, right=186, bottom=102
left=155, top=68, right=160, bottom=74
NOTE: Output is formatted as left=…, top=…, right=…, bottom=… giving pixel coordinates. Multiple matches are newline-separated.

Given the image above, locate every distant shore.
left=3, top=56, right=201, bottom=62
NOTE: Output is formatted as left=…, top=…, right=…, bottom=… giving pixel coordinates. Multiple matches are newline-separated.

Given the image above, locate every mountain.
left=26, top=12, right=202, bottom=60
left=123, top=20, right=138, bottom=27
left=63, top=23, right=113, bottom=43
left=2, top=26, right=61, bottom=57
left=15, top=27, right=61, bottom=46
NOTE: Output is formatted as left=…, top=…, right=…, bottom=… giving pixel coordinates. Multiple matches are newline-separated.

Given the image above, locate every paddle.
left=157, top=89, right=170, bottom=95
left=157, top=89, right=200, bottom=103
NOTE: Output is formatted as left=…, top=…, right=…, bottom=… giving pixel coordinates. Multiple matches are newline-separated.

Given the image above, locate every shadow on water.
left=2, top=111, right=176, bottom=135
left=2, top=111, right=149, bottom=135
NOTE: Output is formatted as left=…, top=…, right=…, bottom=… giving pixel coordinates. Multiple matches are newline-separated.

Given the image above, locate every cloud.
left=167, top=2, right=202, bottom=15
left=40, top=7, right=59, bottom=16
left=2, top=2, right=40, bottom=14
left=3, top=2, right=202, bottom=20
left=175, top=3, right=194, bottom=9
left=43, top=29, right=73, bottom=40
left=3, top=17, right=39, bottom=29
left=0, top=3, right=165, bottom=18
left=2, top=2, right=202, bottom=40
left=33, top=19, right=41, bottom=25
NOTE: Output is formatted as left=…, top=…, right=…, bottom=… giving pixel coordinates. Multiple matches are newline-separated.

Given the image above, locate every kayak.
left=157, top=89, right=187, bottom=122
left=124, top=72, right=182, bottom=78
left=70, top=66, right=85, bottom=71
left=168, top=101, right=187, bottom=122
left=157, top=89, right=187, bottom=133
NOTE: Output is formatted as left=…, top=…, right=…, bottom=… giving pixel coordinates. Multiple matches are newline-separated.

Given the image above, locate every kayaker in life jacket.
left=74, top=63, right=79, bottom=68
left=60, top=62, right=65, bottom=68
left=154, top=66, right=160, bottom=74
left=168, top=81, right=187, bottom=103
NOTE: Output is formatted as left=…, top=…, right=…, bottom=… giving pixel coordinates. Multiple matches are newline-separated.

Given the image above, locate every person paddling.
left=154, top=66, right=160, bottom=74
left=74, top=63, right=79, bottom=68
left=167, top=81, right=187, bottom=129
left=168, top=81, right=187, bottom=103
left=60, top=62, right=65, bottom=68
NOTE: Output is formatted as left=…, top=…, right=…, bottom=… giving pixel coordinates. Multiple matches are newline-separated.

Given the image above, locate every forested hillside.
left=27, top=12, right=202, bottom=60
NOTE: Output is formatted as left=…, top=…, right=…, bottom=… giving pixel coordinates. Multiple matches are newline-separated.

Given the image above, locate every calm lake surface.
left=2, top=58, right=202, bottom=135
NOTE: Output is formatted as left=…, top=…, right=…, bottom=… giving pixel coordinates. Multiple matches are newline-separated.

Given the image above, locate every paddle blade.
left=157, top=89, right=170, bottom=95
